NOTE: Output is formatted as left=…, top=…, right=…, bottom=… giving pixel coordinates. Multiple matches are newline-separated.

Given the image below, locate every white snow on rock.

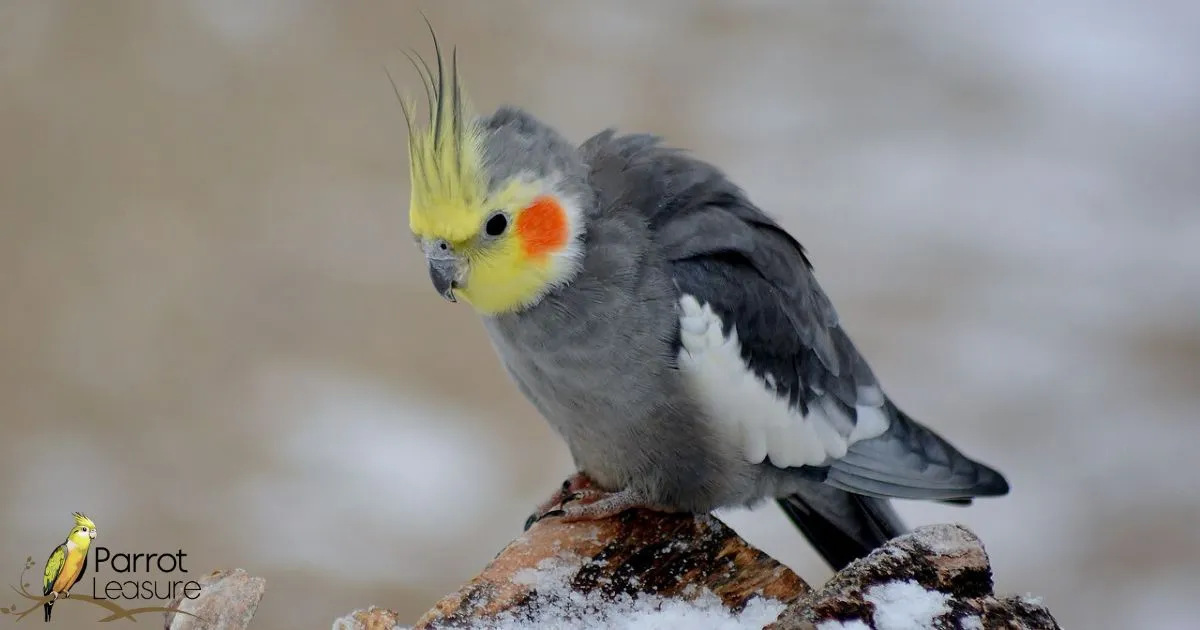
left=864, top=580, right=951, bottom=630
left=1022, top=594, right=1046, bottom=607
left=959, top=614, right=985, bottom=630
left=821, top=579, right=954, bottom=630
left=817, top=619, right=873, bottom=630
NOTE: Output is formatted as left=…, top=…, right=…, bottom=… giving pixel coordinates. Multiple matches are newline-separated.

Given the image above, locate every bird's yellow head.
left=65, top=512, right=97, bottom=548
left=396, top=28, right=587, bottom=315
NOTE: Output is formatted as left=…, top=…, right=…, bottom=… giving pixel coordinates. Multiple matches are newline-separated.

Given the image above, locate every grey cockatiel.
left=400, top=36, right=1009, bottom=571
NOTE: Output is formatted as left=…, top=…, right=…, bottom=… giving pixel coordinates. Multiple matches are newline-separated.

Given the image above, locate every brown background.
left=2, top=1, right=1198, bottom=628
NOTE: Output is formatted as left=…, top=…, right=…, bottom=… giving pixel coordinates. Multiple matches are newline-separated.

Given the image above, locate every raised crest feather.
left=392, top=17, right=488, bottom=240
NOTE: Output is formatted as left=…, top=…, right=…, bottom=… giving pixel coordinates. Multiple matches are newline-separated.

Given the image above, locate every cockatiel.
left=398, top=33, right=1009, bottom=571
left=42, top=512, right=96, bottom=622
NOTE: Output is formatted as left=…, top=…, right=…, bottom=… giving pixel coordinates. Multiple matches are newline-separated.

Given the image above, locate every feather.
left=397, top=18, right=488, bottom=241
left=777, top=483, right=908, bottom=571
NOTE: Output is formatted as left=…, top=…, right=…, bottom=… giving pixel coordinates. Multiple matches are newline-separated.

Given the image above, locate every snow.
left=816, top=620, right=873, bottom=630
left=959, top=615, right=984, bottom=630
left=440, top=555, right=788, bottom=630
left=863, top=580, right=951, bottom=630
left=803, top=579, right=959, bottom=630
left=1021, top=594, right=1046, bottom=607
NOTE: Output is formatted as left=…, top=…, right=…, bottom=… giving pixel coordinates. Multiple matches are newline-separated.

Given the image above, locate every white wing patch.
left=676, top=294, right=890, bottom=468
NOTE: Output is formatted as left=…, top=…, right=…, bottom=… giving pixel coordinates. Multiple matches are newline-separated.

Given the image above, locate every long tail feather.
left=778, top=483, right=907, bottom=571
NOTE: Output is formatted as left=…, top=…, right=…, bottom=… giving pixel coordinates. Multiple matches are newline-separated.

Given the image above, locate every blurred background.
left=2, top=1, right=1198, bottom=628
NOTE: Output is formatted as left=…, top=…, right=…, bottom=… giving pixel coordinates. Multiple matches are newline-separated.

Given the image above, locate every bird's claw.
left=524, top=476, right=662, bottom=529
left=523, top=507, right=567, bottom=531
left=524, top=473, right=598, bottom=530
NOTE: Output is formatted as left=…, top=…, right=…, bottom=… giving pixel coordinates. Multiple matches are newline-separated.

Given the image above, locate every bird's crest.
left=72, top=512, right=95, bottom=529
left=391, top=21, right=488, bottom=242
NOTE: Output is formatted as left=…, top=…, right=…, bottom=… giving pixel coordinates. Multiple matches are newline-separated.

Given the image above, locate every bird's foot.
left=524, top=476, right=663, bottom=529
left=555, top=486, right=662, bottom=522
left=48, top=592, right=59, bottom=602
left=524, top=473, right=595, bottom=530
left=61, top=591, right=71, bottom=599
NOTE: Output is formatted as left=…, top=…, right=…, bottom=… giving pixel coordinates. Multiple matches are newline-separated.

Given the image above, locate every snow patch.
left=864, top=580, right=951, bottom=630
left=960, top=614, right=985, bottom=630
left=817, top=620, right=873, bottom=630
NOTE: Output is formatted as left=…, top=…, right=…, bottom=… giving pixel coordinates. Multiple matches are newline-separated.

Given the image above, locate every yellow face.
left=410, top=175, right=582, bottom=315
left=68, top=524, right=96, bottom=546
left=401, top=36, right=581, bottom=315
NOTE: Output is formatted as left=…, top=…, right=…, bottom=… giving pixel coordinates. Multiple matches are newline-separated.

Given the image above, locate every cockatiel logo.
left=39, top=512, right=96, bottom=622
left=1, top=513, right=204, bottom=624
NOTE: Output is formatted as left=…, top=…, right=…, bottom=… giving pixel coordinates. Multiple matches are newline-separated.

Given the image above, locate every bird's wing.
left=577, top=129, right=1007, bottom=500
left=664, top=202, right=1009, bottom=501
left=43, top=544, right=65, bottom=596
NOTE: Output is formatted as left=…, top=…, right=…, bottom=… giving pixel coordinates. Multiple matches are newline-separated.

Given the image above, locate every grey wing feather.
left=825, top=401, right=1009, bottom=500
left=581, top=131, right=1009, bottom=501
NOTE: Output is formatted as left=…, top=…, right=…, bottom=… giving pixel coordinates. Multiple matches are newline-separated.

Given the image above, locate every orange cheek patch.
left=516, top=195, right=569, bottom=257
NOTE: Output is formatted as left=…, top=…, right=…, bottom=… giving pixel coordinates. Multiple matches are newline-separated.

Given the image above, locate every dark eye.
left=484, top=212, right=509, bottom=237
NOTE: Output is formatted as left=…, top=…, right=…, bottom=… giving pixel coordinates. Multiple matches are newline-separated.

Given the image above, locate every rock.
left=163, top=568, right=266, bottom=630
left=767, top=523, right=1061, bottom=630
left=412, top=509, right=808, bottom=629
left=332, top=605, right=406, bottom=630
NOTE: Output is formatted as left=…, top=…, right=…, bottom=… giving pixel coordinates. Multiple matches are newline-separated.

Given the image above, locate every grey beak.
left=424, top=240, right=462, bottom=303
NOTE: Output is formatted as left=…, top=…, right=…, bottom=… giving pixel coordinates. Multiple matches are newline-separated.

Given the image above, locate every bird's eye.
left=483, top=212, right=509, bottom=237
left=80, top=528, right=88, bottom=534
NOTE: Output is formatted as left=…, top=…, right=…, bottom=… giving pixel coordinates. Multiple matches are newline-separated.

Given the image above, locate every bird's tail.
left=777, top=481, right=907, bottom=572
left=43, top=600, right=52, bottom=622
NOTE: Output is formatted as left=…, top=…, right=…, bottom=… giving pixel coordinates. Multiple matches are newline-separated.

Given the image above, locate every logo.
left=1, top=513, right=205, bottom=624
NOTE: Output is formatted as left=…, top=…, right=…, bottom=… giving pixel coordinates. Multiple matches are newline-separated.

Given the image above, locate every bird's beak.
left=89, top=530, right=96, bottom=539
left=423, top=240, right=465, bottom=303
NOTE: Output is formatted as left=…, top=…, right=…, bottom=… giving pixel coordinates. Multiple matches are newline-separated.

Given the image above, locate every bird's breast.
left=52, top=552, right=85, bottom=592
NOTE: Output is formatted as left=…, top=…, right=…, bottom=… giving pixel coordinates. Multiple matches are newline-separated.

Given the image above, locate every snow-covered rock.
left=774, top=523, right=1059, bottom=630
